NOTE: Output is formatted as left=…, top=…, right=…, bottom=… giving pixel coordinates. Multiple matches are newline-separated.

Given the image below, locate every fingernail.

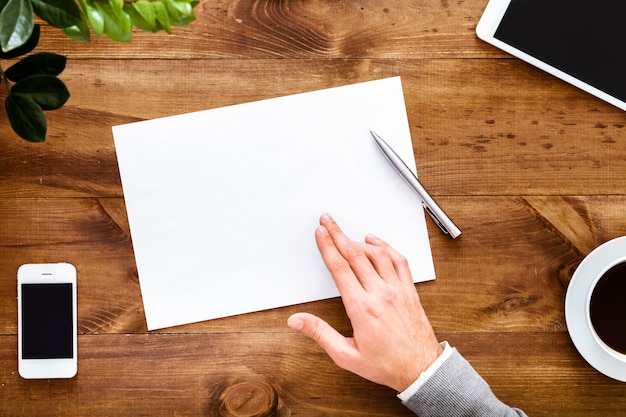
left=320, top=213, right=334, bottom=225
left=316, top=225, right=329, bottom=236
left=365, top=233, right=379, bottom=242
left=287, top=316, right=304, bottom=331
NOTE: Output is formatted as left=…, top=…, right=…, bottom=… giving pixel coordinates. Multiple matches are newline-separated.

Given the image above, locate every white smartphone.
left=476, top=0, right=626, bottom=111
left=17, top=263, right=77, bottom=379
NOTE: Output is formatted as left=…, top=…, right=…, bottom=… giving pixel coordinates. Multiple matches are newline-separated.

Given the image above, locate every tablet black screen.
left=494, top=0, right=626, bottom=102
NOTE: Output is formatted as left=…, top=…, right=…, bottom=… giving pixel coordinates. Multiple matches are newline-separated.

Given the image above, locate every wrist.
left=400, top=341, right=443, bottom=391
left=397, top=342, right=452, bottom=400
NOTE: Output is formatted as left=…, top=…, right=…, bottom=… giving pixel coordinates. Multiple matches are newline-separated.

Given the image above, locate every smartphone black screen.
left=21, top=283, right=74, bottom=359
left=493, top=0, right=626, bottom=102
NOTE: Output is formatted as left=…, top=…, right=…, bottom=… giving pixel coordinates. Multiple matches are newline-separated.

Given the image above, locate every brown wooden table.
left=2, top=1, right=626, bottom=415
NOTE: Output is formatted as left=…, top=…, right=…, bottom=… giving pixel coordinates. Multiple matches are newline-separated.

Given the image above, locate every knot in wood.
left=219, top=381, right=278, bottom=417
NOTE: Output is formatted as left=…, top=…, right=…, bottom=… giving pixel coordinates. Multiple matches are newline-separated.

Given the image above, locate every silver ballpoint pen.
left=370, top=130, right=461, bottom=239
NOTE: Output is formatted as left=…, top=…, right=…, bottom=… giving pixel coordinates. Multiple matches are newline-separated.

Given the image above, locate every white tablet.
left=476, top=0, right=626, bottom=111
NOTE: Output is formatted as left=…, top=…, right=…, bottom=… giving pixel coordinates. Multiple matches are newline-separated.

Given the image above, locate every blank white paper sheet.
left=113, top=77, right=435, bottom=330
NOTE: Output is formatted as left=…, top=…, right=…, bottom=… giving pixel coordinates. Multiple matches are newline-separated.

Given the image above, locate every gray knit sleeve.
left=403, top=348, right=527, bottom=417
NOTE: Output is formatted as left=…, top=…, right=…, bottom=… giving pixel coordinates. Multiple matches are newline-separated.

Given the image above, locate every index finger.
left=320, top=213, right=394, bottom=290
left=315, top=225, right=365, bottom=299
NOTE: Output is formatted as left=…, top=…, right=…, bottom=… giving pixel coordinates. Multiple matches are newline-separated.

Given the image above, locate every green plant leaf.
left=162, top=0, right=180, bottom=23
left=84, top=1, right=104, bottom=36
left=110, top=0, right=124, bottom=14
left=0, top=23, right=39, bottom=58
left=5, top=52, right=67, bottom=82
left=152, top=0, right=170, bottom=33
left=127, top=0, right=157, bottom=32
left=5, top=94, right=47, bottom=142
left=66, top=0, right=91, bottom=39
left=62, top=13, right=90, bottom=41
left=11, top=74, right=70, bottom=110
left=94, top=0, right=131, bottom=42
left=124, top=7, right=152, bottom=32
left=177, top=1, right=197, bottom=25
left=31, top=0, right=81, bottom=28
left=163, top=0, right=194, bottom=26
left=0, top=0, right=34, bottom=52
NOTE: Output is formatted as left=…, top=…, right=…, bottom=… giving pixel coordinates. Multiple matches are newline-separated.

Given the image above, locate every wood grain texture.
left=35, top=0, right=491, bottom=60
left=1, top=332, right=624, bottom=416
left=2, top=0, right=626, bottom=415
left=3, top=59, right=625, bottom=198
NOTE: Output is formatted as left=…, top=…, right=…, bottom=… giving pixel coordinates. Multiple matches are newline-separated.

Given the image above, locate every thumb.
left=287, top=312, right=349, bottom=358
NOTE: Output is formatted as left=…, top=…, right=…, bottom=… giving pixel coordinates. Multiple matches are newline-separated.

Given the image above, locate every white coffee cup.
left=585, top=257, right=626, bottom=362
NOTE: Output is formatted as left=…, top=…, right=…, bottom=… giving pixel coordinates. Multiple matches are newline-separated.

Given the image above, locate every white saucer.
left=565, top=236, right=626, bottom=382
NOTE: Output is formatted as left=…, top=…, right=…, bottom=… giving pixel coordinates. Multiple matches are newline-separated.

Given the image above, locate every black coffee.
left=590, top=261, right=626, bottom=354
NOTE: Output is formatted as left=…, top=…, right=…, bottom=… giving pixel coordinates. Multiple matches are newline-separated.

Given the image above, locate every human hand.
left=287, top=213, right=442, bottom=392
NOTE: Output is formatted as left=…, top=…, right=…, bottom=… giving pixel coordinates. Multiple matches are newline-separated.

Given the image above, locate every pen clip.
left=423, top=203, right=450, bottom=236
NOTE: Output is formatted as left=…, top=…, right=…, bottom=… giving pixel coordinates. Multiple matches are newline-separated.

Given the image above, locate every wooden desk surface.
left=2, top=0, right=626, bottom=415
